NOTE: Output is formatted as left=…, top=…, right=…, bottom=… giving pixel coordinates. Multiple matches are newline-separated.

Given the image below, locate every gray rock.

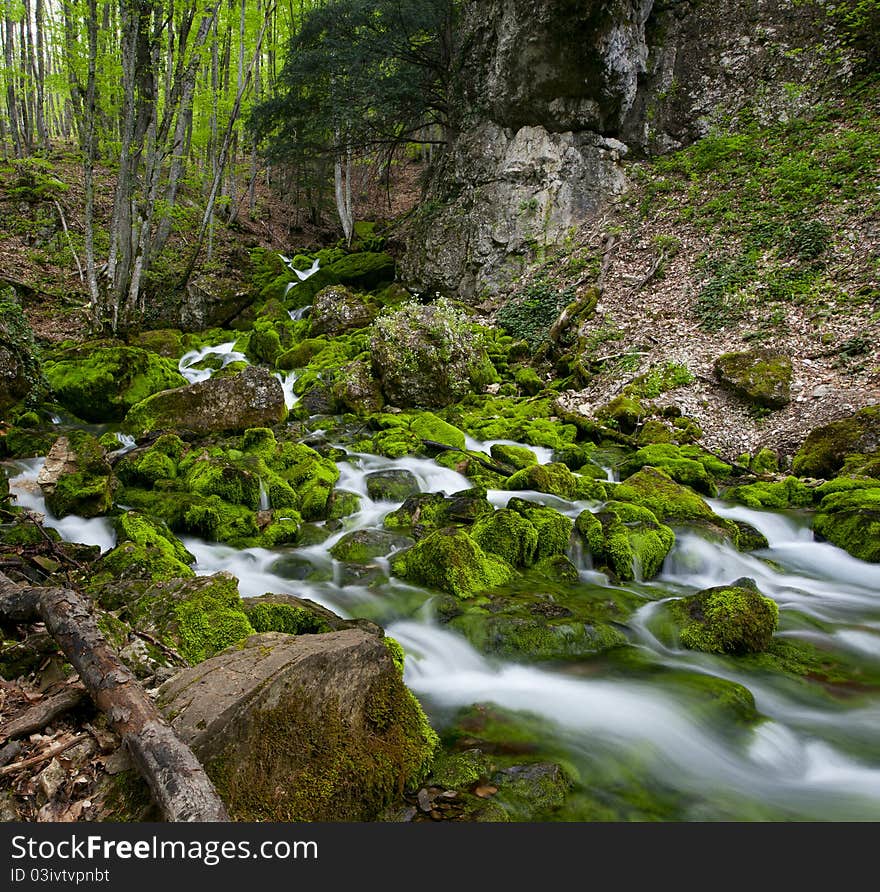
left=310, top=286, right=375, bottom=336
left=157, top=630, right=437, bottom=821
left=123, top=366, right=286, bottom=436
left=714, top=349, right=792, bottom=410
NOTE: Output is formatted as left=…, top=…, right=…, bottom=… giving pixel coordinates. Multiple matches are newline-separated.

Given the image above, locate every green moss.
left=597, top=395, right=645, bottom=434
left=489, top=443, right=537, bottom=470
left=171, top=577, right=255, bottom=664
left=713, top=350, right=792, bottom=409
left=44, top=344, right=186, bottom=422
left=813, top=486, right=880, bottom=562
left=515, top=367, right=544, bottom=396
left=92, top=541, right=194, bottom=584
left=576, top=502, right=674, bottom=581
left=329, top=529, right=412, bottom=563
left=792, top=406, right=880, bottom=478
left=620, top=444, right=732, bottom=495
left=183, top=458, right=261, bottom=509
left=246, top=602, right=331, bottom=635
left=471, top=509, right=540, bottom=568
left=0, top=521, right=61, bottom=546
left=665, top=581, right=779, bottom=655
left=391, top=528, right=516, bottom=599
left=328, top=489, right=362, bottom=519
left=43, top=432, right=115, bottom=519
left=507, top=498, right=574, bottom=561
left=505, top=462, right=580, bottom=499
left=728, top=476, right=814, bottom=509
left=114, top=511, right=195, bottom=565
left=429, top=748, right=489, bottom=789
left=410, top=412, right=466, bottom=449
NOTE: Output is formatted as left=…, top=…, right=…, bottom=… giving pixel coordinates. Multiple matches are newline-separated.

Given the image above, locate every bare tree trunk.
left=3, top=7, right=23, bottom=157
left=0, top=576, right=229, bottom=822
left=334, top=139, right=354, bottom=247
left=82, top=0, right=101, bottom=314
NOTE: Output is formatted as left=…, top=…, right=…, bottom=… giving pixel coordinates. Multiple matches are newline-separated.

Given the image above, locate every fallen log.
left=0, top=574, right=228, bottom=822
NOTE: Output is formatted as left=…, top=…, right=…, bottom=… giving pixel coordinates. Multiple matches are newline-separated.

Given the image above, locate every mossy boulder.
left=310, top=285, right=376, bottom=336
left=327, top=251, right=396, bottom=291
left=0, top=288, right=45, bottom=412
left=507, top=498, right=573, bottom=562
left=713, top=349, right=792, bottom=410
left=613, top=467, right=737, bottom=540
left=89, top=511, right=196, bottom=584
left=728, top=476, right=814, bottom=510
left=792, top=406, right=880, bottom=479
left=329, top=529, right=414, bottom=563
left=37, top=433, right=115, bottom=519
left=123, top=366, right=287, bottom=437
left=390, top=528, right=516, bottom=599
left=330, top=359, right=385, bottom=414
left=662, top=579, right=779, bottom=655
left=813, top=484, right=880, bottom=562
left=43, top=344, right=186, bottom=422
left=620, top=444, right=731, bottom=496
left=410, top=412, right=467, bottom=450
left=490, top=443, right=538, bottom=470
left=576, top=502, right=675, bottom=581
left=383, top=490, right=494, bottom=536
left=505, top=462, right=579, bottom=499
left=471, top=509, right=540, bottom=568
left=371, top=299, right=497, bottom=408
left=157, top=628, right=437, bottom=821
left=365, top=469, right=420, bottom=502
left=597, top=395, right=645, bottom=434
left=107, top=572, right=255, bottom=665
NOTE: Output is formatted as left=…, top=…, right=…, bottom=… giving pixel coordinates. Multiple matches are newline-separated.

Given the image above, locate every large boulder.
left=123, top=366, right=286, bottom=437
left=310, top=285, right=376, bottom=336
left=713, top=349, right=792, bottom=410
left=792, top=406, right=880, bottom=478
left=157, top=630, right=437, bottom=821
left=813, top=482, right=880, bottom=563
left=661, top=579, right=779, bottom=655
left=0, top=288, right=44, bottom=412
left=43, top=344, right=186, bottom=422
left=371, top=300, right=496, bottom=408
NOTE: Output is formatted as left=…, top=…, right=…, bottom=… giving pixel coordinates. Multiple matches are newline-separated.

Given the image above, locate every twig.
left=53, top=200, right=85, bottom=283
left=629, top=251, right=665, bottom=296
left=0, top=732, right=88, bottom=777
left=1, top=683, right=87, bottom=742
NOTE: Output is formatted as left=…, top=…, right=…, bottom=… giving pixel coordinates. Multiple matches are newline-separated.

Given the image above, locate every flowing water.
left=7, top=387, right=880, bottom=821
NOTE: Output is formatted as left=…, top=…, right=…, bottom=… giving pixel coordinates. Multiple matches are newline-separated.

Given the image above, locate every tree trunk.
left=0, top=575, right=229, bottom=823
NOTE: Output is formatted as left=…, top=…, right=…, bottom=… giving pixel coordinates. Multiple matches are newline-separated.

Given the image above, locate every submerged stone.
left=365, top=469, right=421, bottom=502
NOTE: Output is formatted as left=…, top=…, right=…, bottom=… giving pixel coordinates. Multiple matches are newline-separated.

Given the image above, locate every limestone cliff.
left=402, top=0, right=854, bottom=301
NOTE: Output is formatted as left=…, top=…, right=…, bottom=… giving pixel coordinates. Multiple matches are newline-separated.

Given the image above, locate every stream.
left=7, top=348, right=880, bottom=822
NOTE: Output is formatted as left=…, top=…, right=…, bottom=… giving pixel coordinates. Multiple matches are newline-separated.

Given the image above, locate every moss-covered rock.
left=390, top=528, right=516, bottom=599
left=383, top=490, right=494, bottom=536
left=43, top=344, right=186, bottom=422
left=112, top=572, right=254, bottom=665
left=410, top=412, right=467, bottom=450
left=813, top=484, right=880, bottom=562
left=662, top=579, right=779, bottom=655
left=327, top=251, right=396, bottom=291
left=471, top=509, right=540, bottom=568
left=490, top=443, right=538, bottom=470
left=728, top=476, right=814, bottom=510
left=38, top=432, right=115, bottom=519
left=713, top=349, right=792, bottom=410
left=597, top=395, right=645, bottom=434
left=576, top=502, right=675, bottom=581
left=329, top=529, right=414, bottom=563
left=329, top=359, right=384, bottom=414
left=792, top=406, right=880, bottom=479
left=365, top=469, right=420, bottom=502
left=123, top=366, right=287, bottom=437
left=158, top=627, right=437, bottom=822
left=310, top=285, right=376, bottom=336
left=505, top=462, right=579, bottom=499
left=507, top=498, right=573, bottom=562
left=620, top=444, right=732, bottom=496
left=371, top=299, right=497, bottom=409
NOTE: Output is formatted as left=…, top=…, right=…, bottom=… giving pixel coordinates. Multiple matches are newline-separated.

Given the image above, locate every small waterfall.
left=178, top=342, right=248, bottom=385
left=273, top=371, right=300, bottom=410
left=259, top=478, right=271, bottom=512
left=288, top=304, right=313, bottom=321
left=281, top=256, right=321, bottom=296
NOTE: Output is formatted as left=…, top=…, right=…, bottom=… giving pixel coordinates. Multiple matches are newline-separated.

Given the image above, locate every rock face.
left=713, top=349, right=792, bottom=410
left=123, top=366, right=286, bottom=437
left=793, top=406, right=880, bottom=478
left=402, top=0, right=850, bottom=299
left=158, top=630, right=437, bottom=821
